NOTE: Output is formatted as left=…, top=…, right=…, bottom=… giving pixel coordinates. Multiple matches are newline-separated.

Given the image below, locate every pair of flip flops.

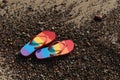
left=20, top=31, right=74, bottom=59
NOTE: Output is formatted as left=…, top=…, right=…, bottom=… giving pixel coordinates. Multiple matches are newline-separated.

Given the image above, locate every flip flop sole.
left=35, top=40, right=74, bottom=59
left=20, top=31, right=56, bottom=56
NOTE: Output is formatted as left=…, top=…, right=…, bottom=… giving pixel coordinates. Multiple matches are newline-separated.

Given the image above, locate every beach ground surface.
left=0, top=0, right=120, bottom=80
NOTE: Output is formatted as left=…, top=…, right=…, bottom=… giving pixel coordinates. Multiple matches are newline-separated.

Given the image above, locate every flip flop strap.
left=29, top=35, right=48, bottom=49
left=48, top=41, right=67, bottom=56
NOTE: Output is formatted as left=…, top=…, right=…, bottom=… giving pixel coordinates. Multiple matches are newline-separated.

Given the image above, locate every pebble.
left=27, top=6, right=33, bottom=11
left=86, top=31, right=90, bottom=34
left=26, top=34, right=30, bottom=37
left=37, top=21, right=45, bottom=25
left=52, top=27, right=55, bottom=30
left=94, top=15, right=104, bottom=22
left=81, top=49, right=86, bottom=52
left=40, top=27, right=44, bottom=31
left=111, top=41, right=116, bottom=44
left=2, top=0, right=7, bottom=3
left=104, top=69, right=108, bottom=73
left=82, top=55, right=89, bottom=61
left=22, top=32, right=26, bottom=35
left=86, top=42, right=91, bottom=46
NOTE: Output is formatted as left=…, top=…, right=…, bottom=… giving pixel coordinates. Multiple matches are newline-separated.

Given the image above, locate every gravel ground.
left=0, top=0, right=120, bottom=80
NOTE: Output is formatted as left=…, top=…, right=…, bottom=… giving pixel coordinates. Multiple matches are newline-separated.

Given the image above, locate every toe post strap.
left=29, top=35, right=48, bottom=49
left=48, top=41, right=67, bottom=56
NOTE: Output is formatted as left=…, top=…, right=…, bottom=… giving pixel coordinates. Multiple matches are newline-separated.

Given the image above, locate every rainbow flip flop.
left=35, top=40, right=74, bottom=59
left=20, top=31, right=56, bottom=56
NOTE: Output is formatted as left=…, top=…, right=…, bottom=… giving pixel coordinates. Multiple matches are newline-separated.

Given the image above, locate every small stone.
left=86, top=31, right=90, bottom=34
left=37, top=21, right=45, bottom=25
left=97, top=59, right=101, bottom=62
left=81, top=49, right=86, bottom=52
left=40, top=27, right=44, bottom=31
left=104, top=69, right=108, bottom=73
left=22, top=32, right=26, bottom=35
left=86, top=42, right=91, bottom=46
left=52, top=27, right=55, bottom=30
left=94, top=15, right=104, bottom=22
left=112, top=41, right=116, bottom=44
left=27, top=6, right=33, bottom=11
left=15, top=51, right=19, bottom=55
left=7, top=38, right=11, bottom=41
left=10, top=42, right=13, bottom=45
left=2, top=0, right=8, bottom=3
left=75, top=43, right=78, bottom=46
left=82, top=55, right=89, bottom=61
left=70, top=61, right=74, bottom=64
left=81, top=33, right=84, bottom=36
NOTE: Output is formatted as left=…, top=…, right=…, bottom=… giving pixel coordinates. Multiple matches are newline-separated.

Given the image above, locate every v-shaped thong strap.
left=29, top=35, right=48, bottom=49
left=48, top=41, right=67, bottom=56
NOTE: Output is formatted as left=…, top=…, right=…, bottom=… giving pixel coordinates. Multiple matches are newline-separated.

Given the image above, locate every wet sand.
left=0, top=0, right=120, bottom=80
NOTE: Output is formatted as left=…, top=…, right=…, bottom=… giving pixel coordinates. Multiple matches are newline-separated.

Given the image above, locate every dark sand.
left=0, top=0, right=120, bottom=80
